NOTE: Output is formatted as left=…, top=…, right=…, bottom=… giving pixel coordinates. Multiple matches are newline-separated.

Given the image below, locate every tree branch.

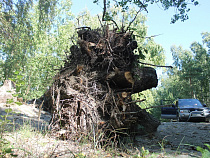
left=139, top=61, right=173, bottom=68
left=125, top=8, right=141, bottom=32
left=102, top=0, right=106, bottom=22
left=102, top=0, right=119, bottom=29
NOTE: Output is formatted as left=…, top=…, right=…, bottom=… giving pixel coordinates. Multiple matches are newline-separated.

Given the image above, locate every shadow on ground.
left=0, top=103, right=51, bottom=131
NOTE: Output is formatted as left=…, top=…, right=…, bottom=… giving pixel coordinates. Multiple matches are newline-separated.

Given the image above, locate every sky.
left=71, top=0, right=210, bottom=66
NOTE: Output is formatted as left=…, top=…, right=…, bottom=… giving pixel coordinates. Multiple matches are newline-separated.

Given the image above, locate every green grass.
left=196, top=144, right=210, bottom=158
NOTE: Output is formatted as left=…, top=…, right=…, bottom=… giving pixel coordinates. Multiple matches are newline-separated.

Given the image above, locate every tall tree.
left=139, top=33, right=210, bottom=119
left=0, top=0, right=56, bottom=79
left=155, top=33, right=210, bottom=107
left=0, top=0, right=74, bottom=100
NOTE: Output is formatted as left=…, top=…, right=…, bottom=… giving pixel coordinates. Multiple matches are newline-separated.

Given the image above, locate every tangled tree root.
left=43, top=26, right=160, bottom=145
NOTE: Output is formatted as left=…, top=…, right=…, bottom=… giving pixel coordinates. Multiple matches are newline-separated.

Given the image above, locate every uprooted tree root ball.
left=43, top=26, right=160, bottom=145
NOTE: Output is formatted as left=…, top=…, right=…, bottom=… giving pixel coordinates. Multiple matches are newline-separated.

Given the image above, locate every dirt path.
left=135, top=121, right=210, bottom=157
left=157, top=122, right=210, bottom=147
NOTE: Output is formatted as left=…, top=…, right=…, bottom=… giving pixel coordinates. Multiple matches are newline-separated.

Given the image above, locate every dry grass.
left=0, top=103, right=203, bottom=158
left=0, top=119, right=200, bottom=158
left=1, top=122, right=136, bottom=158
left=0, top=103, right=127, bottom=157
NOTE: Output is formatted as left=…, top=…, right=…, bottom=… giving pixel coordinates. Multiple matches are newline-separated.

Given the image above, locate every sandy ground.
left=1, top=103, right=208, bottom=157
left=157, top=122, right=210, bottom=147
left=0, top=103, right=51, bottom=131
left=135, top=121, right=210, bottom=157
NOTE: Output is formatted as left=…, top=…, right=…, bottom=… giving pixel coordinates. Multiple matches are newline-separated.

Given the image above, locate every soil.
left=1, top=103, right=209, bottom=157
left=135, top=121, right=210, bottom=157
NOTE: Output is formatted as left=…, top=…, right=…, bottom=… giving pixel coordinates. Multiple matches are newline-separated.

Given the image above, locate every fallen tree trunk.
left=133, top=67, right=158, bottom=93
left=43, top=26, right=160, bottom=143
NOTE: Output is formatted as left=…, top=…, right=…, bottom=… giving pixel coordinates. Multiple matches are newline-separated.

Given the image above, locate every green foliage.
left=6, top=99, right=14, bottom=104
left=140, top=147, right=150, bottom=158
left=0, top=138, right=18, bottom=157
left=0, top=0, right=74, bottom=100
left=75, top=153, right=86, bottom=158
left=168, top=33, right=210, bottom=102
left=9, top=70, right=26, bottom=98
left=4, top=108, right=12, bottom=114
left=152, top=32, right=210, bottom=119
left=15, top=102, right=23, bottom=106
left=0, top=60, right=4, bottom=84
left=197, top=144, right=210, bottom=158
left=202, top=32, right=210, bottom=49
left=132, top=89, right=162, bottom=119
left=93, top=0, right=199, bottom=23
left=140, top=32, right=210, bottom=120
left=0, top=108, right=14, bottom=139
left=142, top=39, right=165, bottom=65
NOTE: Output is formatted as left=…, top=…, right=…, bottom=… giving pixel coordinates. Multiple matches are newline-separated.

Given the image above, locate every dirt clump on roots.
left=42, top=26, right=160, bottom=145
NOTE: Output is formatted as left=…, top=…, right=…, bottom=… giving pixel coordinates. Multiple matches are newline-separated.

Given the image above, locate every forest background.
left=0, top=0, right=209, bottom=119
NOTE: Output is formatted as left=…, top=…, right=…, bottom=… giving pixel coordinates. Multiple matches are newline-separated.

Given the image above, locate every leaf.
left=14, top=71, right=20, bottom=75
left=194, top=1, right=199, bottom=5
left=5, top=108, right=13, bottom=113
left=12, top=93, right=19, bottom=97
left=6, top=99, right=14, bottom=104
left=4, top=148, right=13, bottom=153
left=17, top=75, right=23, bottom=80
left=196, top=146, right=204, bottom=152
left=205, top=144, right=210, bottom=150
left=4, top=148, right=18, bottom=157
left=129, top=27, right=137, bottom=31
left=11, top=154, right=18, bottom=157
left=15, top=102, right=22, bottom=106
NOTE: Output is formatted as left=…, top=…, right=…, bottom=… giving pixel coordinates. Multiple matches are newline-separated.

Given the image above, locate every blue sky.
left=146, top=1, right=210, bottom=65
left=71, top=0, right=210, bottom=66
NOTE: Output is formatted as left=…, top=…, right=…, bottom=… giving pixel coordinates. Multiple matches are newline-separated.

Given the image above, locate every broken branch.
left=139, top=61, right=173, bottom=68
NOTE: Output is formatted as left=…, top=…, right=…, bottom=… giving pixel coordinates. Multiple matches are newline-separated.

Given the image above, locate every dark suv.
left=161, top=99, right=210, bottom=122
